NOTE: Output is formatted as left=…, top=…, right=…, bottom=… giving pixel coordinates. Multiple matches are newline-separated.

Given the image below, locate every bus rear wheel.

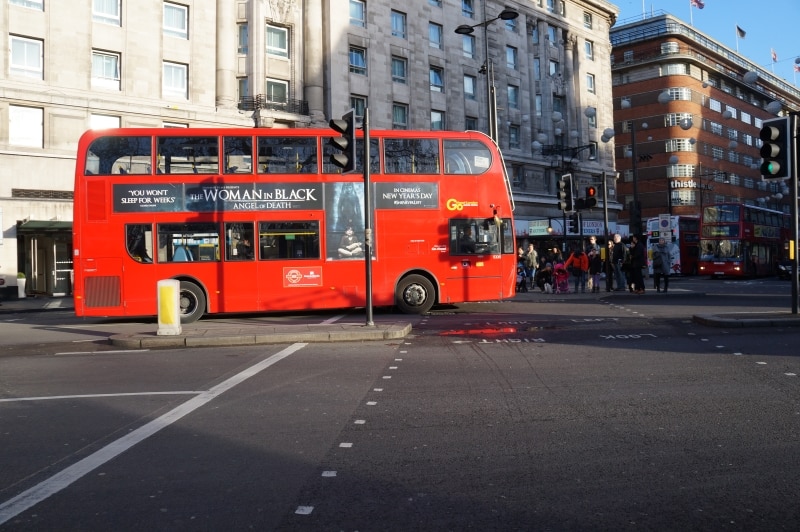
left=395, top=274, right=435, bottom=314
left=179, top=281, right=206, bottom=323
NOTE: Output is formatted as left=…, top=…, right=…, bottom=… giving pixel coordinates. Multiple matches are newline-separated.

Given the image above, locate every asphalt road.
left=1, top=276, right=799, bottom=530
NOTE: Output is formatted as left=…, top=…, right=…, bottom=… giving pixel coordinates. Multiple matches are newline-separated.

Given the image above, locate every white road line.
left=320, top=314, right=345, bottom=324
left=0, top=392, right=200, bottom=403
left=0, top=342, right=306, bottom=525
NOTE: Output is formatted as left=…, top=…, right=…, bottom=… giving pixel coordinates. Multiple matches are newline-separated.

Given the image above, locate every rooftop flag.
left=690, top=0, right=705, bottom=8
left=736, top=26, right=746, bottom=39
left=771, top=48, right=778, bottom=62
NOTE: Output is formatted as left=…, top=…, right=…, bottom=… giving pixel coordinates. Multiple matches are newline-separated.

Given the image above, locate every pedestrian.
left=629, top=234, right=647, bottom=294
left=604, top=239, right=615, bottom=292
left=652, top=237, right=671, bottom=293
left=565, top=246, right=589, bottom=293
left=588, top=248, right=603, bottom=293
left=524, top=243, right=538, bottom=290
left=612, top=234, right=628, bottom=291
left=585, top=235, right=600, bottom=255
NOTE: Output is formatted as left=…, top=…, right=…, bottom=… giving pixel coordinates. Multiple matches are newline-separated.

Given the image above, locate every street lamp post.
left=455, top=3, right=518, bottom=143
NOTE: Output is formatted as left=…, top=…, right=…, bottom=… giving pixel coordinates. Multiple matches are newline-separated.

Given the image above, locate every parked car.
left=777, top=259, right=795, bottom=280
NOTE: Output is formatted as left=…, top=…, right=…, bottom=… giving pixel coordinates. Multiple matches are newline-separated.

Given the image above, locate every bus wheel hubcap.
left=404, top=285, right=426, bottom=306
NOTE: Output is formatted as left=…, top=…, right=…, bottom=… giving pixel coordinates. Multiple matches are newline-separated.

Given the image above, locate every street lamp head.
left=679, top=117, right=693, bottom=130
left=603, top=127, right=616, bottom=139
left=498, top=8, right=520, bottom=20
left=454, top=24, right=475, bottom=35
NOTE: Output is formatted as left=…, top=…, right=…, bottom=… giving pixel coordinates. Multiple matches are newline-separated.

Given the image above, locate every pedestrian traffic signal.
left=568, top=213, right=579, bottom=233
left=557, top=174, right=573, bottom=212
left=328, top=110, right=356, bottom=173
left=759, top=116, right=791, bottom=180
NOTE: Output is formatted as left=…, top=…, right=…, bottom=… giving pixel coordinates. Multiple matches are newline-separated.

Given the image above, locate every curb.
left=693, top=313, right=800, bottom=328
left=109, top=322, right=412, bottom=349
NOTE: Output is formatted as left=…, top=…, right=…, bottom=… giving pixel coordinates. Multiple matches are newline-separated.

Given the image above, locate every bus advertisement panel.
left=73, top=128, right=517, bottom=322
left=698, top=203, right=788, bottom=277
left=646, top=215, right=699, bottom=275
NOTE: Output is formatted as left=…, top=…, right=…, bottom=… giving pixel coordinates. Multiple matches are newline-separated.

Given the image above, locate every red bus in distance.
left=698, top=202, right=789, bottom=277
left=73, top=128, right=516, bottom=322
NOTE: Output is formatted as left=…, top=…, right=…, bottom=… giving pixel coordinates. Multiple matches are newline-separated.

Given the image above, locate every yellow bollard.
left=157, top=279, right=182, bottom=336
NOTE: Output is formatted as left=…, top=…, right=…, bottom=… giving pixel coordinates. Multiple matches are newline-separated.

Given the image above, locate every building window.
left=10, top=36, right=43, bottom=79
left=465, top=117, right=477, bottom=130
left=548, top=0, right=565, bottom=15
left=583, top=12, right=592, bottom=28
left=350, top=0, right=366, bottom=27
left=585, top=40, right=594, bottom=60
left=464, top=75, right=476, bottom=100
left=665, top=138, right=694, bottom=152
left=349, top=47, right=367, bottom=75
left=391, top=56, right=407, bottom=84
left=587, top=113, right=597, bottom=128
left=666, top=113, right=693, bottom=127
left=392, top=103, right=408, bottom=129
left=93, top=0, right=120, bottom=25
left=531, top=25, right=539, bottom=44
left=266, top=79, right=287, bottom=103
left=509, top=125, right=520, bottom=148
left=549, top=60, right=559, bottom=76
left=533, top=58, right=541, bottom=80
left=266, top=25, right=289, bottom=58
left=506, top=46, right=517, bottom=70
left=10, top=0, right=43, bottom=10
left=431, top=110, right=445, bottom=130
left=725, top=105, right=738, bottom=119
left=391, top=10, right=406, bottom=39
left=586, top=73, right=595, bottom=93
left=91, top=50, right=121, bottom=90
left=623, top=50, right=633, bottom=62
left=462, top=35, right=475, bottom=58
left=535, top=94, right=542, bottom=116
left=90, top=114, right=121, bottom=129
left=238, top=24, right=248, bottom=54
left=351, top=96, right=367, bottom=120
left=164, top=2, right=188, bottom=39
left=547, top=25, right=557, bottom=43
left=9, top=105, right=43, bottom=148
left=430, top=66, right=444, bottom=92
left=429, top=0, right=442, bottom=7
left=740, top=111, right=751, bottom=125
left=238, top=77, right=249, bottom=101
left=661, top=41, right=679, bottom=54
left=505, top=17, right=517, bottom=32
left=710, top=121, right=723, bottom=135
left=163, top=61, right=188, bottom=99
left=461, top=0, right=474, bottom=18
left=507, top=85, right=519, bottom=108
left=429, top=22, right=443, bottom=49
left=709, top=98, right=721, bottom=112
left=663, top=63, right=688, bottom=75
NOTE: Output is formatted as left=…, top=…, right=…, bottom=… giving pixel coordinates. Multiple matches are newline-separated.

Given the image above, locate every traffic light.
left=584, top=186, right=597, bottom=209
left=328, top=110, right=356, bottom=173
left=759, top=116, right=791, bottom=180
left=568, top=213, right=579, bottom=233
left=557, top=174, right=573, bottom=212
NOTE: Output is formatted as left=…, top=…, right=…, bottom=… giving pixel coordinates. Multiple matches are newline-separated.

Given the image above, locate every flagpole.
left=689, top=0, right=693, bottom=26
left=735, top=25, right=739, bottom=53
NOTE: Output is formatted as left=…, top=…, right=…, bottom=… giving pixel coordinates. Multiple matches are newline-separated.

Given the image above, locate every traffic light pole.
left=790, top=113, right=798, bottom=314
left=363, top=108, right=374, bottom=326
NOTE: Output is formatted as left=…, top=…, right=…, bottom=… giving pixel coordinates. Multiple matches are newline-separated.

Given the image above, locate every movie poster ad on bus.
left=113, top=183, right=324, bottom=212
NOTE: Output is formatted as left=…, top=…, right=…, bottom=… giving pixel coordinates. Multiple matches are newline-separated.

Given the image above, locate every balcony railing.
left=239, top=95, right=309, bottom=116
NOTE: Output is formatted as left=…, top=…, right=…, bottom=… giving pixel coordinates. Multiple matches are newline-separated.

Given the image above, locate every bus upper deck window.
left=443, top=140, right=491, bottom=175
left=87, top=136, right=152, bottom=175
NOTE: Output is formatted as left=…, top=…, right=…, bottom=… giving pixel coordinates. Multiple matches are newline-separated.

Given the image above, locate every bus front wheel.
left=179, top=281, right=206, bottom=323
left=395, top=275, right=435, bottom=314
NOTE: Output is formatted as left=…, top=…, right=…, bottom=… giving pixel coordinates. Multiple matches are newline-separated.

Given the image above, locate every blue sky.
left=613, top=0, right=800, bottom=86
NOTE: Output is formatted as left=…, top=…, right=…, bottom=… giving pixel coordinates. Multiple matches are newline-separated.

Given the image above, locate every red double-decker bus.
left=698, top=202, right=789, bottom=277
left=72, top=128, right=516, bottom=322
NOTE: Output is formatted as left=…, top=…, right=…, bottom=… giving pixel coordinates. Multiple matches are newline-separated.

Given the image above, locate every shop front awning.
left=16, top=220, right=73, bottom=233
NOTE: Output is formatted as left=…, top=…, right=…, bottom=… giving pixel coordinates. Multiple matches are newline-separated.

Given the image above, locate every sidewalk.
left=0, top=295, right=411, bottom=348
left=3, top=292, right=800, bottom=351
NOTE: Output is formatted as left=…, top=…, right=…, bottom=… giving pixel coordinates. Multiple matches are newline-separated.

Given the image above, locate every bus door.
left=447, top=217, right=510, bottom=299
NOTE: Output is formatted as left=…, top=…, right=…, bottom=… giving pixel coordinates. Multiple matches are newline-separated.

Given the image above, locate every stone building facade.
left=0, top=0, right=618, bottom=296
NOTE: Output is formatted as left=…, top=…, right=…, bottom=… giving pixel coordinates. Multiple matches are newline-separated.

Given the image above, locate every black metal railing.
left=238, top=95, right=309, bottom=115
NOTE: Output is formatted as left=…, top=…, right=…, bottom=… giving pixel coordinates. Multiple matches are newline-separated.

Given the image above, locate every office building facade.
left=0, top=0, right=617, bottom=296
